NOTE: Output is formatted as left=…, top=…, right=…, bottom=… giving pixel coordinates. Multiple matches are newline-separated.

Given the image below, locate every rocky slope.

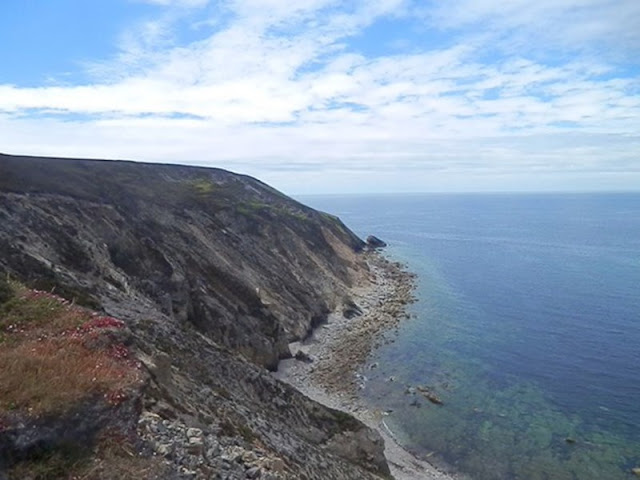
left=0, top=153, right=391, bottom=479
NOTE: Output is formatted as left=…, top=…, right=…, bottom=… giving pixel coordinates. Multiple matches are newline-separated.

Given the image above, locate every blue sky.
left=1, top=0, right=639, bottom=194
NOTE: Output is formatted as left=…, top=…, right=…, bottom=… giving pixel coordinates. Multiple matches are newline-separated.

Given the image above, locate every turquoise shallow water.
left=298, top=193, right=640, bottom=480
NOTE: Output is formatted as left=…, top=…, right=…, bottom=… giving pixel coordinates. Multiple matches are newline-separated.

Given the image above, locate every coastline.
left=274, top=251, right=462, bottom=480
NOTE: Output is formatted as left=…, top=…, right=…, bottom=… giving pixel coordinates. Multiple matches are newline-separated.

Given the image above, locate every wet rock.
left=632, top=467, right=640, bottom=477
left=417, top=386, right=443, bottom=405
left=366, top=235, right=387, bottom=249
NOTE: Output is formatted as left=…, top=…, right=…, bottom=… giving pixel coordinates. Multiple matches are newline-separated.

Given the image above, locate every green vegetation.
left=284, top=209, right=311, bottom=222
left=236, top=200, right=269, bottom=216
left=0, top=275, right=12, bottom=305
left=321, top=212, right=341, bottom=225
left=187, top=177, right=217, bottom=196
left=235, top=200, right=312, bottom=224
left=0, top=283, right=69, bottom=336
left=237, top=422, right=257, bottom=444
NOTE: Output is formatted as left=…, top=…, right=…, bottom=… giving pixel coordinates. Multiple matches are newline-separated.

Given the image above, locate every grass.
left=0, top=338, right=139, bottom=415
left=1, top=285, right=77, bottom=337
left=236, top=200, right=269, bottom=216
left=235, top=201, right=313, bottom=224
left=0, top=281, right=142, bottom=417
left=0, top=275, right=12, bottom=304
left=187, top=177, right=217, bottom=196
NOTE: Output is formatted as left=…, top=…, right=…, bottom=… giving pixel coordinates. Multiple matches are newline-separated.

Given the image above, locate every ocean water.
left=297, top=193, right=640, bottom=480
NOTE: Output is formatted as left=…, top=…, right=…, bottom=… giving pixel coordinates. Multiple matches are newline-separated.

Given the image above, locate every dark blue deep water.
left=298, top=193, right=640, bottom=480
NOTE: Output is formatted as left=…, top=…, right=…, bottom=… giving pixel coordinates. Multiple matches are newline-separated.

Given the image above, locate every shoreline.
left=274, top=251, right=462, bottom=480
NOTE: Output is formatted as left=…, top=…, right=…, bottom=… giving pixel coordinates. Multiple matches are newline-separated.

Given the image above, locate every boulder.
left=294, top=350, right=313, bottom=363
left=365, top=235, right=387, bottom=249
left=342, top=300, right=363, bottom=319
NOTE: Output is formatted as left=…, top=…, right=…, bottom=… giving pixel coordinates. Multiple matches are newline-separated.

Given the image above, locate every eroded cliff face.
left=0, top=154, right=390, bottom=479
left=0, top=153, right=366, bottom=368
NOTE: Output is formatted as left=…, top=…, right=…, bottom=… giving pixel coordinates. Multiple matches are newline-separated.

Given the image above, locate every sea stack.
left=366, top=235, right=387, bottom=249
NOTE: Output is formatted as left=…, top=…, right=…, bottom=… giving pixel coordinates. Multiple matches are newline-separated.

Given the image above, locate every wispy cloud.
left=0, top=0, right=638, bottom=192
left=422, top=0, right=640, bottom=59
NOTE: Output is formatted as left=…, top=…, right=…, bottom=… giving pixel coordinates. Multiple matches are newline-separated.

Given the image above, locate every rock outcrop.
left=366, top=235, right=387, bottom=249
left=0, top=153, right=392, bottom=479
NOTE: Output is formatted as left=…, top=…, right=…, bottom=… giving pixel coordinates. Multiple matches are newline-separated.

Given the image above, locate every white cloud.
left=421, top=0, right=640, bottom=59
left=0, top=0, right=639, bottom=193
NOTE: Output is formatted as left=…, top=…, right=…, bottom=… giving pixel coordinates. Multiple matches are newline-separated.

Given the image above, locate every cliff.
left=0, top=153, right=391, bottom=479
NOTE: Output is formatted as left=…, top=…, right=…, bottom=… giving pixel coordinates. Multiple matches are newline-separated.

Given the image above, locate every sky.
left=0, top=0, right=639, bottom=194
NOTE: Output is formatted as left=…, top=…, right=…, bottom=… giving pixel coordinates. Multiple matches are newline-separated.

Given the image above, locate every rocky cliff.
left=0, top=153, right=391, bottom=479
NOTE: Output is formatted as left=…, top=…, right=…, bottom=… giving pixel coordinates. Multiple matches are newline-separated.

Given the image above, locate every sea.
left=297, top=193, right=640, bottom=480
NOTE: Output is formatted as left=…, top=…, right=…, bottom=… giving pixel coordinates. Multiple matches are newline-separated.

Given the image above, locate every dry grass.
left=0, top=338, right=140, bottom=415
left=0, top=282, right=142, bottom=416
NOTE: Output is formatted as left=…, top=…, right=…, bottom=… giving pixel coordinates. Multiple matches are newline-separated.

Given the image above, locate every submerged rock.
left=417, top=386, right=444, bottom=405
